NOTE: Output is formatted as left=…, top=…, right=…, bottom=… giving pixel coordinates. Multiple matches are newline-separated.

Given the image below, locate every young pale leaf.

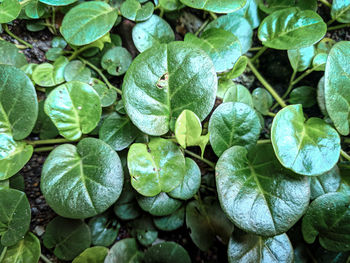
left=120, top=0, right=154, bottom=22
left=0, top=189, right=31, bottom=247
left=144, top=242, right=191, bottom=263
left=252, top=88, right=273, bottom=115
left=179, top=0, right=246, bottom=13
left=186, top=197, right=234, bottom=251
left=41, top=138, right=123, bottom=219
left=228, top=230, right=294, bottom=263
left=325, top=41, right=350, bottom=135
left=216, top=144, right=310, bottom=236
left=128, top=138, right=185, bottom=196
left=0, top=64, right=38, bottom=140
left=209, top=102, right=261, bottom=157
left=258, top=8, right=327, bottom=50
left=39, top=0, right=77, bottom=5
left=153, top=206, right=185, bottom=231
left=88, top=214, right=119, bottom=247
left=309, top=166, right=341, bottom=200
left=32, top=56, right=68, bottom=87
left=205, top=13, right=253, bottom=53
left=271, top=105, right=341, bottom=176
left=104, top=238, right=144, bottom=263
left=129, top=215, right=158, bottom=246
left=223, top=83, right=253, bottom=106
left=289, top=86, right=316, bottom=108
left=288, top=46, right=316, bottom=72
left=44, top=81, right=102, bottom=140
left=0, top=0, right=20, bottom=23
left=225, top=56, right=248, bottom=79
left=123, top=42, right=217, bottom=136
left=101, top=47, right=132, bottom=76
left=64, top=60, right=91, bottom=83
left=1, top=233, right=40, bottom=263
left=61, top=1, right=118, bottom=46
left=137, top=192, right=182, bottom=216
left=43, top=217, right=91, bottom=261
left=302, top=192, right=350, bottom=252
left=331, top=0, right=350, bottom=23
left=132, top=15, right=175, bottom=53
left=72, top=246, right=108, bottom=263
left=0, top=41, right=27, bottom=68
left=169, top=158, right=201, bottom=200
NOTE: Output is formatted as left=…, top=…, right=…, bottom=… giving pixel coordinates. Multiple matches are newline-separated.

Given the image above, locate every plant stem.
left=328, top=23, right=350, bottom=31
left=0, top=246, right=7, bottom=262
left=2, top=24, right=33, bottom=49
left=78, top=56, right=123, bottom=95
left=267, top=112, right=276, bottom=117
left=34, top=146, right=56, bottom=153
left=319, top=0, right=331, bottom=8
left=327, top=18, right=335, bottom=26
left=195, top=19, right=210, bottom=37
left=341, top=149, right=350, bottom=162
left=69, top=45, right=93, bottom=61
left=247, top=59, right=287, bottom=108
left=27, top=138, right=76, bottom=146
left=51, top=7, right=57, bottom=35
left=251, top=46, right=268, bottom=62
left=183, top=149, right=215, bottom=169
left=344, top=138, right=350, bottom=144
left=159, top=7, right=165, bottom=18
left=209, top=12, right=217, bottom=20
left=249, top=47, right=263, bottom=52
left=257, top=139, right=271, bottom=144
left=19, top=0, right=32, bottom=6
left=40, top=253, right=54, bottom=263
left=0, top=36, right=27, bottom=49
left=291, top=66, right=320, bottom=86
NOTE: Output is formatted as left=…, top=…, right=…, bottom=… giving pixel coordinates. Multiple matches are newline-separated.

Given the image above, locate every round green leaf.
left=88, top=214, right=119, bottom=247
left=120, top=0, right=154, bottom=22
left=128, top=138, right=185, bottom=197
left=312, top=53, right=327, bottom=71
left=153, top=206, right=185, bottom=231
left=252, top=88, right=273, bottom=115
left=137, top=192, right=182, bottom=216
left=101, top=47, right=132, bottom=76
left=288, top=45, right=316, bottom=72
left=132, top=15, right=175, bottom=53
left=144, top=242, right=191, bottom=263
left=64, top=60, right=91, bottom=83
left=309, top=166, right=341, bottom=200
left=33, top=100, right=59, bottom=140
left=122, top=42, right=217, bottom=136
left=325, top=41, right=350, bottom=136
left=331, top=0, right=350, bottom=23
left=235, top=0, right=260, bottom=29
left=216, top=144, right=310, bottom=236
left=258, top=0, right=317, bottom=14
left=72, top=246, right=109, bottom=263
left=228, top=230, right=293, bottom=263
left=2, top=233, right=40, bottom=263
left=104, top=238, right=144, bottom=263
left=25, top=0, right=45, bottom=19
left=43, top=216, right=91, bottom=261
left=91, top=79, right=117, bottom=107
left=41, top=138, right=124, bottom=219
left=45, top=47, right=64, bottom=61
left=271, top=104, right=341, bottom=176
left=179, top=0, right=246, bottom=13
left=32, top=56, right=68, bottom=87
left=258, top=8, right=327, bottom=50
left=174, top=110, right=202, bottom=149
left=0, top=189, right=30, bottom=247
left=169, top=158, right=201, bottom=200
left=289, top=86, right=316, bottom=108
left=0, top=0, right=20, bottom=23
left=159, top=0, right=183, bottom=11
left=223, top=83, right=253, bottom=106
left=0, top=40, right=27, bottom=68
left=225, top=55, right=248, bottom=79
left=184, top=28, right=241, bottom=73
left=0, top=64, right=38, bottom=140
left=44, top=81, right=102, bottom=140
left=209, top=102, right=261, bottom=157
left=302, top=192, right=350, bottom=252
left=61, top=1, right=118, bottom=46
left=39, top=0, right=77, bottom=5
left=130, top=215, right=158, bottom=246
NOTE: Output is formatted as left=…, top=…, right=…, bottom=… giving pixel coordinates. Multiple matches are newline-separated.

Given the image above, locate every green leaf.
left=0, top=41, right=27, bottom=68
left=216, top=144, right=310, bottom=236
left=64, top=60, right=91, bottom=83
left=186, top=197, right=234, bottom=251
left=123, top=42, right=217, bottom=136
left=209, top=102, right=261, bottom=157
left=144, top=242, right=191, bottom=263
left=331, top=0, right=350, bottom=23
left=25, top=0, right=45, bottom=19
left=33, top=101, right=59, bottom=140
left=72, top=246, right=109, bottom=263
left=44, top=81, right=102, bottom=140
left=223, top=83, right=253, bottom=106
left=120, top=0, right=154, bottom=22
left=46, top=47, right=64, bottom=61
left=289, top=86, right=316, bottom=108
left=309, top=166, right=341, bottom=200
left=169, top=158, right=201, bottom=200
left=43, top=216, right=91, bottom=261
left=2, top=233, right=40, bottom=263
left=258, top=0, right=317, bottom=14
left=0, top=0, right=20, bottom=23
left=235, top=0, right=260, bottom=29
left=104, top=238, right=144, bottom=263
left=312, top=53, right=327, bottom=71
left=258, top=8, right=327, bottom=50
left=9, top=173, right=25, bottom=191
left=61, top=1, right=118, bottom=46
left=205, top=13, right=253, bottom=53
left=91, top=79, right=117, bottom=107
left=132, top=15, right=175, bottom=53
left=302, top=192, right=350, bottom=252
left=288, top=46, right=316, bottom=72
left=325, top=41, right=350, bottom=135
left=39, top=0, right=78, bottom=5
left=159, top=0, right=183, bottom=11
left=153, top=206, right=185, bottom=231
left=52, top=36, right=67, bottom=48
left=88, top=213, right=119, bottom=247
left=130, top=215, right=158, bottom=246
left=271, top=105, right=341, bottom=176
left=0, top=189, right=30, bottom=246
left=101, top=47, right=132, bottom=76
left=0, top=64, right=38, bottom=140
left=41, top=138, right=124, bottom=219
left=225, top=55, right=248, bottom=79
left=317, top=76, right=328, bottom=116
left=228, top=230, right=294, bottom=263
left=179, top=0, right=246, bottom=13
left=137, top=192, right=182, bottom=216
left=252, top=88, right=273, bottom=115
left=128, top=138, right=185, bottom=197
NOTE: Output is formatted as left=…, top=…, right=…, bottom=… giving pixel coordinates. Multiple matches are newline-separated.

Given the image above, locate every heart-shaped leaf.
left=144, top=242, right=191, bottom=263
left=0, top=0, right=20, bottom=23
left=216, top=144, right=310, bottom=236
left=123, top=42, right=217, bottom=136
left=120, top=0, right=154, bottom=22
left=88, top=213, right=119, bottom=247
left=179, top=0, right=246, bottom=13
left=104, top=238, right=144, bottom=263
left=0, top=41, right=27, bottom=68
left=137, top=192, right=182, bottom=216
left=271, top=104, right=341, bottom=176
left=32, top=56, right=68, bottom=87
left=72, top=246, right=108, bottom=263
left=223, top=83, right=253, bottom=106
left=153, top=206, right=185, bottom=231
left=41, top=138, right=123, bottom=219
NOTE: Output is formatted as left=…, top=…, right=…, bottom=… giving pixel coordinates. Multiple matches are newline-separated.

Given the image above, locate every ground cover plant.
left=1, top=0, right=350, bottom=262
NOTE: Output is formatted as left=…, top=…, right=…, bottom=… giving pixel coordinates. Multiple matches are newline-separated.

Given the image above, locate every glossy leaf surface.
left=179, top=0, right=246, bottom=13
left=144, top=242, right=191, bottom=263
left=120, top=0, right=154, bottom=22
left=0, top=0, right=20, bottom=23
left=104, top=238, right=143, bottom=263
left=309, top=166, right=341, bottom=200
left=72, top=246, right=108, bottom=263
left=0, top=41, right=27, bottom=68
left=137, top=192, right=182, bottom=216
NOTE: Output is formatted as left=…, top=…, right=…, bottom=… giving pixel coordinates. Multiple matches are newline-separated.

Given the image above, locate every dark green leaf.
left=289, top=86, right=316, bottom=108
left=309, top=166, right=341, bottom=200
left=153, top=206, right=185, bottom=231
left=137, top=192, right=182, bottom=216
left=144, top=242, right=191, bottom=263
left=88, top=213, right=119, bottom=247
left=104, top=238, right=144, bottom=263
left=0, top=41, right=27, bottom=68
left=130, top=215, right=158, bottom=246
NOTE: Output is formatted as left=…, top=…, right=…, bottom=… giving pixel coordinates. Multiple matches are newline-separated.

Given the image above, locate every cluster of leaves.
left=1, top=0, right=350, bottom=262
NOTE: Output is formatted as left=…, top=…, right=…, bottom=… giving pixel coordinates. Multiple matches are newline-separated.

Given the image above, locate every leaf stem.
left=195, top=19, right=210, bottom=37
left=267, top=112, right=276, bottom=117
left=257, top=139, right=271, bottom=144
left=319, top=0, right=332, bottom=8
left=247, top=59, right=287, bottom=108
left=209, top=12, right=217, bottom=20
left=251, top=46, right=268, bottom=62
left=341, top=149, right=350, bottom=162
left=0, top=36, right=27, bottom=49
left=0, top=247, right=7, bottom=262
left=290, top=66, right=321, bottom=86
left=78, top=56, right=123, bottom=95
left=249, top=47, right=263, bottom=52
left=2, top=24, right=33, bottom=49
left=34, top=146, right=56, bottom=153
left=26, top=138, right=77, bottom=146
left=69, top=45, right=93, bottom=61
left=40, top=253, right=54, bottom=263
left=343, top=138, right=350, bottom=144
left=183, top=149, right=215, bottom=169
left=328, top=23, right=350, bottom=31
left=51, top=7, right=57, bottom=35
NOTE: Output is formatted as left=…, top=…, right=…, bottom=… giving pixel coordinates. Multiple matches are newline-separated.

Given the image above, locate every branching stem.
left=3, top=24, right=33, bottom=49
left=251, top=46, right=268, bottom=62
left=26, top=138, right=77, bottom=146
left=183, top=149, right=215, bottom=169
left=328, top=23, right=350, bottom=31
left=341, top=149, right=350, bottom=162
left=40, top=253, right=54, bottom=263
